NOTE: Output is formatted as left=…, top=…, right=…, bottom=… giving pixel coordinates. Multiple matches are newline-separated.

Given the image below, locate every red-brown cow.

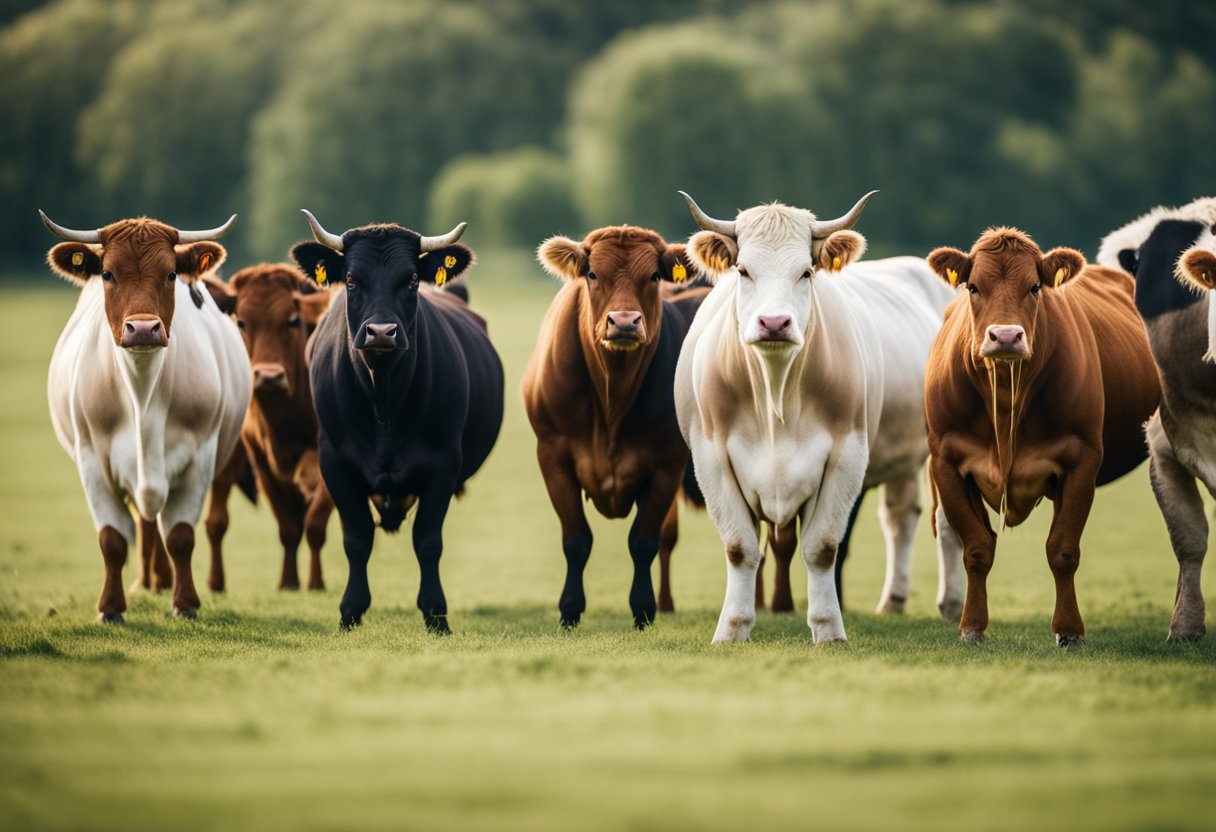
left=205, top=264, right=334, bottom=590
left=524, top=226, right=708, bottom=629
left=925, top=228, right=1160, bottom=647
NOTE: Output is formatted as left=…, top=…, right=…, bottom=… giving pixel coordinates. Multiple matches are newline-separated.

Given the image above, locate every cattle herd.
left=37, top=192, right=1216, bottom=647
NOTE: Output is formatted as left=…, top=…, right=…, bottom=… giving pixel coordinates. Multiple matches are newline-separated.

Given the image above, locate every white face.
left=733, top=237, right=815, bottom=353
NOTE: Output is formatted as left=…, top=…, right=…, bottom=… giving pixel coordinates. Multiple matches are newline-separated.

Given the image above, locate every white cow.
left=42, top=211, right=250, bottom=622
left=674, top=192, right=961, bottom=643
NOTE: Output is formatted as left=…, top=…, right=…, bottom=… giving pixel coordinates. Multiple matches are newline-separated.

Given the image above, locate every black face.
left=292, top=225, right=472, bottom=365
left=1124, top=219, right=1205, bottom=321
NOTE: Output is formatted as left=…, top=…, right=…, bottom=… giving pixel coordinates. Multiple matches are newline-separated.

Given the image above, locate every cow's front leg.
left=322, top=452, right=375, bottom=629
left=78, top=447, right=135, bottom=622
left=799, top=434, right=869, bottom=644
left=413, top=480, right=456, bottom=634
left=876, top=475, right=920, bottom=615
left=1147, top=417, right=1208, bottom=640
left=628, top=472, right=682, bottom=630
left=159, top=451, right=217, bottom=619
left=1046, top=444, right=1101, bottom=649
left=536, top=442, right=592, bottom=628
left=931, top=454, right=996, bottom=642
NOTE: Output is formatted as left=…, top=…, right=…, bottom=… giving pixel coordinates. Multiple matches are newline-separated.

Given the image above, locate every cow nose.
left=986, top=325, right=1025, bottom=348
left=606, top=311, right=642, bottom=330
left=252, top=363, right=288, bottom=391
left=362, top=322, right=399, bottom=352
left=121, top=317, right=167, bottom=349
left=757, top=315, right=792, bottom=336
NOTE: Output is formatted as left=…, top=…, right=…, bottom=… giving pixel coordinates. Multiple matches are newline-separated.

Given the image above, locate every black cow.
left=292, top=211, right=504, bottom=632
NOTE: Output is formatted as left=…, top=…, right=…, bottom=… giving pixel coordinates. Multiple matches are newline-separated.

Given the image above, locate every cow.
left=291, top=211, right=504, bottom=632
left=675, top=191, right=957, bottom=643
left=524, top=225, right=709, bottom=629
left=203, top=264, right=335, bottom=592
left=41, top=210, right=250, bottom=622
left=1098, top=198, right=1216, bottom=640
left=925, top=227, right=1161, bottom=647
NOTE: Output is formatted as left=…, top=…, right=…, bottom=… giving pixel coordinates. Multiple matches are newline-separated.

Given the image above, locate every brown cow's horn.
left=301, top=209, right=343, bottom=252
left=679, top=191, right=737, bottom=238
left=419, top=222, right=467, bottom=252
left=810, top=191, right=878, bottom=237
left=176, top=214, right=237, bottom=244
left=39, top=210, right=102, bottom=243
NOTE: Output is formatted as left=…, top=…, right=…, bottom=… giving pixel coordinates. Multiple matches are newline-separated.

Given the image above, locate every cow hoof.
left=959, top=628, right=985, bottom=643
left=658, top=598, right=675, bottom=614
left=308, top=583, right=325, bottom=592
left=559, top=617, right=580, bottom=630
left=279, top=584, right=300, bottom=592
left=173, top=606, right=198, bottom=620
left=938, top=599, right=964, bottom=623
left=97, top=611, right=125, bottom=625
left=339, top=615, right=362, bottom=631
left=1166, top=631, right=1204, bottom=643
left=633, top=613, right=655, bottom=631
left=424, top=615, right=452, bottom=635
left=770, top=601, right=796, bottom=614
left=876, top=597, right=906, bottom=615
left=1056, top=634, right=1086, bottom=650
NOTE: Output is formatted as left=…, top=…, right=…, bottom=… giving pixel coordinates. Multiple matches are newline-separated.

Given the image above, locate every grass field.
left=1, top=249, right=1214, bottom=831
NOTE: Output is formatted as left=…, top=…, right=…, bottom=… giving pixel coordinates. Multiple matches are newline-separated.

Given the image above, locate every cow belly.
left=728, top=430, right=834, bottom=526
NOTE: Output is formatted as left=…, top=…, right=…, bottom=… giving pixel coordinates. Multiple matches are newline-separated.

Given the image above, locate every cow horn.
left=39, top=210, right=102, bottom=243
left=679, top=191, right=737, bottom=238
left=419, top=222, right=467, bottom=252
left=810, top=191, right=878, bottom=237
left=301, top=209, right=343, bottom=252
left=176, top=214, right=237, bottom=244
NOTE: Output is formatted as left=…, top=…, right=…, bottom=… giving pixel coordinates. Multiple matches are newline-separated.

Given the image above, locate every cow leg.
left=932, top=455, right=996, bottom=642
left=833, top=492, right=865, bottom=613
left=413, top=483, right=456, bottom=634
left=98, top=526, right=129, bottom=623
left=537, top=443, right=592, bottom=628
left=1045, top=447, right=1100, bottom=649
left=321, top=450, right=375, bottom=628
left=769, top=520, right=798, bottom=613
left=131, top=517, right=172, bottom=593
left=204, top=469, right=234, bottom=593
left=1147, top=418, right=1208, bottom=640
left=158, top=442, right=219, bottom=619
left=934, top=504, right=966, bottom=622
left=79, top=447, right=136, bottom=622
left=657, top=498, right=679, bottom=614
left=755, top=550, right=767, bottom=611
left=162, top=522, right=202, bottom=618
left=250, top=447, right=306, bottom=590
left=628, top=473, right=681, bottom=630
left=303, top=478, right=333, bottom=592
left=876, top=476, right=920, bottom=615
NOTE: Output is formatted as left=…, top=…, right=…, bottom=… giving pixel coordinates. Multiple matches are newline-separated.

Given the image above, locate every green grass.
left=1, top=250, right=1214, bottom=831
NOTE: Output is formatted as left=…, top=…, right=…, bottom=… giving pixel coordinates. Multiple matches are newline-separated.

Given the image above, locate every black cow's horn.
left=419, top=222, right=467, bottom=252
left=302, top=209, right=344, bottom=252
left=39, top=210, right=102, bottom=243
left=177, top=214, right=237, bottom=244
left=810, top=191, right=878, bottom=237
left=679, top=191, right=737, bottom=238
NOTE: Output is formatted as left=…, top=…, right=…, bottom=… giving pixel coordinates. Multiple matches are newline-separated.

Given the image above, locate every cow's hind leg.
left=876, top=476, right=920, bottom=615
left=657, top=498, right=678, bottom=614
left=1147, top=419, right=1207, bottom=640
left=832, top=491, right=865, bottom=613
left=131, top=517, right=173, bottom=594
left=769, top=520, right=798, bottom=613
left=413, top=483, right=456, bottom=634
left=204, top=468, right=234, bottom=593
left=303, top=478, right=333, bottom=591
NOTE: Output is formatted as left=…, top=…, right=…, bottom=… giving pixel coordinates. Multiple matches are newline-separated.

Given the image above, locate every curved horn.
left=176, top=214, right=237, bottom=244
left=678, top=191, right=736, bottom=238
left=810, top=190, right=878, bottom=237
left=39, top=210, right=102, bottom=243
left=301, top=209, right=343, bottom=252
left=419, top=222, right=467, bottom=252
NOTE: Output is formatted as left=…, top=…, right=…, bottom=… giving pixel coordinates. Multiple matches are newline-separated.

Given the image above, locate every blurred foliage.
left=2, top=0, right=1214, bottom=270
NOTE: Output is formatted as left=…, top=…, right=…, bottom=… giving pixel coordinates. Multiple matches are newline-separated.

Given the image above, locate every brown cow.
left=524, top=226, right=708, bottom=629
left=924, top=228, right=1160, bottom=647
left=205, top=264, right=334, bottom=590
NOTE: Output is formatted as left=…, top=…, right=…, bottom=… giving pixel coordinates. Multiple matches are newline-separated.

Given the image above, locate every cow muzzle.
left=252, top=362, right=290, bottom=395
left=981, top=325, right=1029, bottom=361
left=749, top=314, right=797, bottom=351
left=121, top=316, right=168, bottom=351
left=358, top=322, right=403, bottom=355
left=602, top=310, right=646, bottom=351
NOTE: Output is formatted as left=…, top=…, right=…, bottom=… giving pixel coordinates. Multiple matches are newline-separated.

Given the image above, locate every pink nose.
left=121, top=317, right=167, bottom=348
left=986, top=325, right=1025, bottom=349
left=253, top=363, right=288, bottom=390
left=757, top=315, right=792, bottom=337
left=606, top=311, right=642, bottom=329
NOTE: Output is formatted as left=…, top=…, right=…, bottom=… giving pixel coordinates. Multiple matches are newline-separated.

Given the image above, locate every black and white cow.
left=1099, top=197, right=1216, bottom=640
left=292, top=211, right=504, bottom=632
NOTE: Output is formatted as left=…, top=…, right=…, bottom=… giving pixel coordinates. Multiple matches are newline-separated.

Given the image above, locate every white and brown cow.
left=42, top=211, right=250, bottom=622
left=675, top=192, right=959, bottom=643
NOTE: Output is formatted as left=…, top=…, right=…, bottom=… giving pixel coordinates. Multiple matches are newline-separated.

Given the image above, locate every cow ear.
left=47, top=243, right=102, bottom=286
left=1040, top=247, right=1086, bottom=288
left=419, top=244, right=474, bottom=287
left=1179, top=247, right=1216, bottom=292
left=927, top=247, right=971, bottom=288
left=294, top=290, right=332, bottom=332
left=816, top=230, right=867, bottom=273
left=537, top=236, right=588, bottom=281
left=291, top=242, right=344, bottom=290
left=201, top=274, right=237, bottom=315
left=176, top=242, right=226, bottom=280
left=659, top=243, right=699, bottom=284
left=687, top=231, right=737, bottom=281
left=1117, top=248, right=1139, bottom=275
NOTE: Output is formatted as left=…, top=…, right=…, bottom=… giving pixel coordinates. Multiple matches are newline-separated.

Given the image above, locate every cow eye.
left=967, top=284, right=978, bottom=295
left=166, top=271, right=177, bottom=283
left=287, top=314, right=301, bottom=329
left=346, top=273, right=356, bottom=292
left=738, top=266, right=750, bottom=279
left=1031, top=282, right=1041, bottom=295
left=801, top=270, right=812, bottom=280
left=586, top=271, right=597, bottom=282
left=651, top=272, right=661, bottom=283
left=101, top=270, right=114, bottom=283
left=236, top=319, right=246, bottom=330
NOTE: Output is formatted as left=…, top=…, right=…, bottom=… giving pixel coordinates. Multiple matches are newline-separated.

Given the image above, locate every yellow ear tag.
left=199, top=252, right=212, bottom=272
left=71, top=252, right=84, bottom=267
left=435, top=266, right=447, bottom=286
left=672, top=262, right=687, bottom=283
left=947, top=268, right=959, bottom=287
left=444, top=255, right=457, bottom=269
left=832, top=256, right=842, bottom=271
left=1054, top=267, right=1065, bottom=287
left=315, top=264, right=327, bottom=287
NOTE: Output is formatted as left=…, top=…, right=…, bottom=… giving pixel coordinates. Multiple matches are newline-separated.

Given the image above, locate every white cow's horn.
left=679, top=191, right=737, bottom=238
left=39, top=210, right=102, bottom=243
left=811, top=191, right=878, bottom=237
left=419, top=222, right=467, bottom=252
left=177, top=214, right=237, bottom=244
left=302, top=209, right=344, bottom=252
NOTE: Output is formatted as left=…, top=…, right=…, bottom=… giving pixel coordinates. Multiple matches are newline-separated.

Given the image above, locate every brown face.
left=928, top=229, right=1085, bottom=364
left=48, top=219, right=226, bottom=351
left=537, top=226, right=694, bottom=353
left=207, top=265, right=331, bottom=397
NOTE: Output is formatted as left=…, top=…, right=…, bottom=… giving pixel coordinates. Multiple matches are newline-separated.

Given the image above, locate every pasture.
left=1, top=248, right=1213, bottom=831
